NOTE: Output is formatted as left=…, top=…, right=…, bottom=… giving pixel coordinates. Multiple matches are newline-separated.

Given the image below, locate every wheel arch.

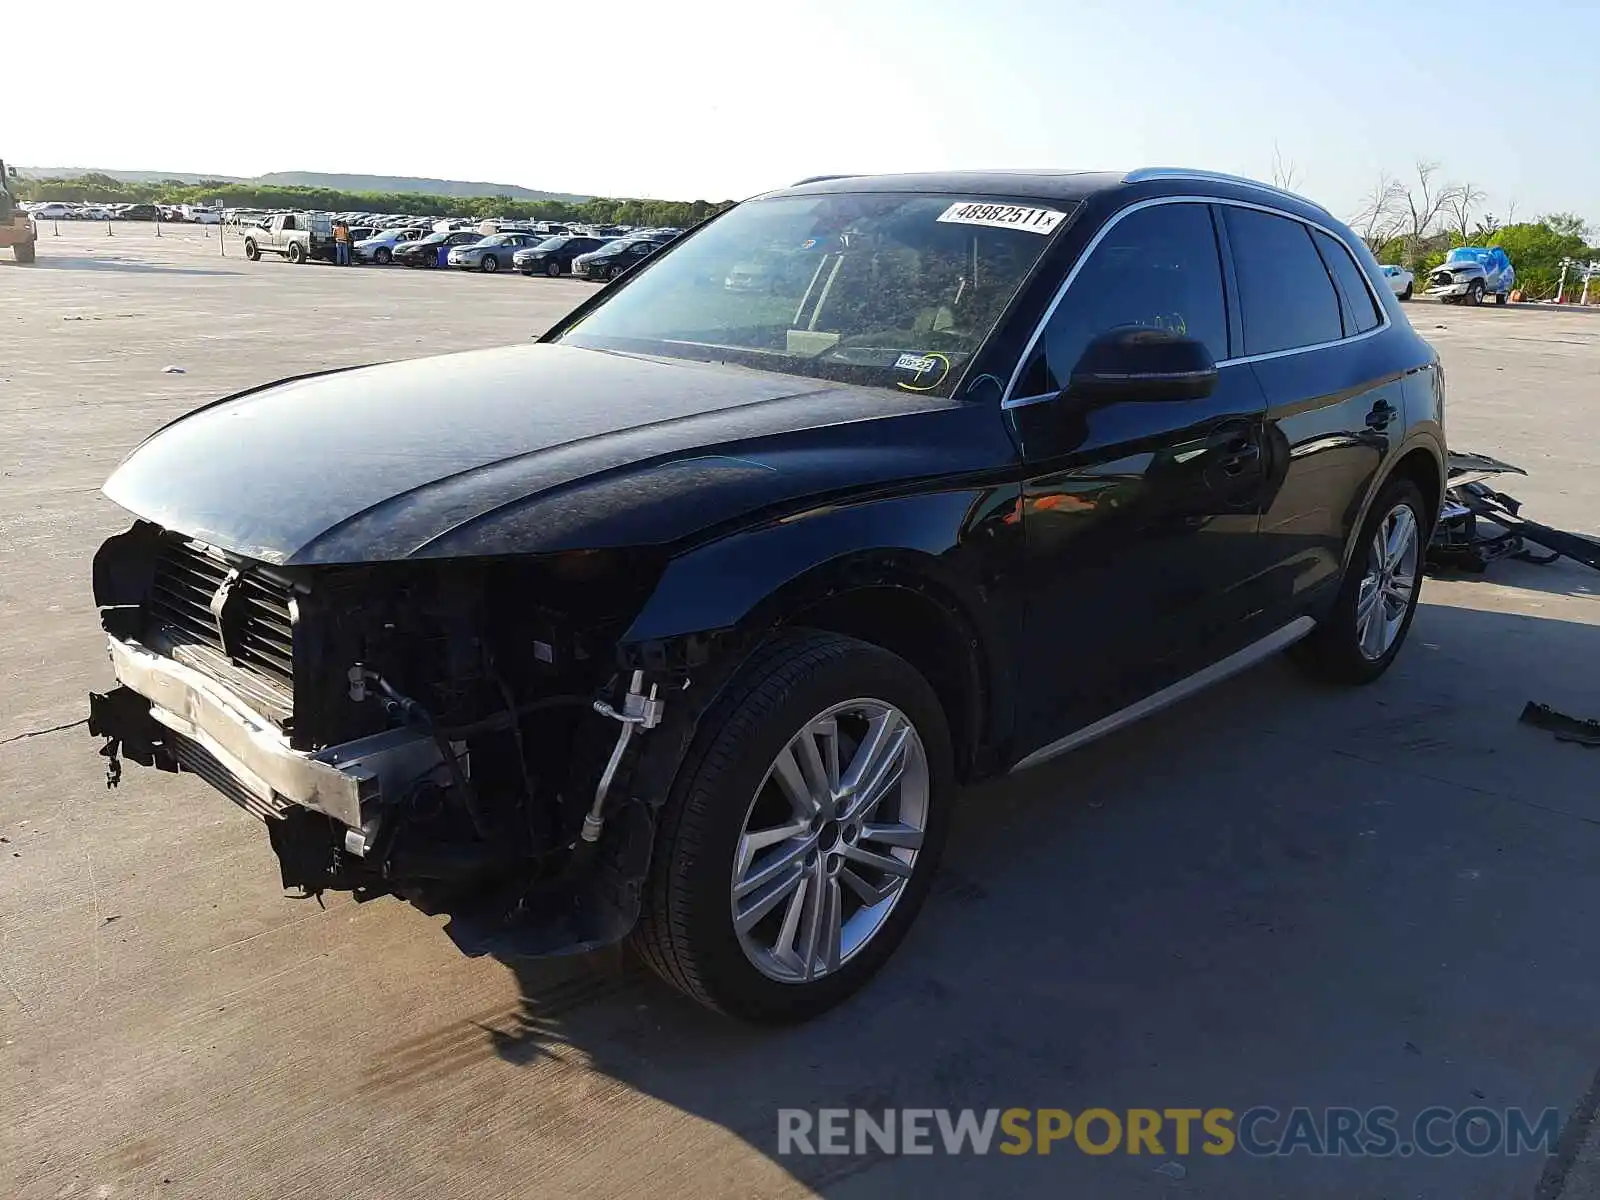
left=1341, top=438, right=1444, bottom=573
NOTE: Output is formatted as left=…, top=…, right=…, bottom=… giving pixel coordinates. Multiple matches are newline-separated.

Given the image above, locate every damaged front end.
left=1428, top=451, right=1600, bottom=574
left=87, top=520, right=694, bottom=956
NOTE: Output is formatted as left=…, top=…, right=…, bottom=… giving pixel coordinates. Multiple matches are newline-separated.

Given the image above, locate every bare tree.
left=1349, top=172, right=1407, bottom=251
left=1442, top=180, right=1487, bottom=242
left=1399, top=159, right=1465, bottom=269
left=1270, top=143, right=1301, bottom=192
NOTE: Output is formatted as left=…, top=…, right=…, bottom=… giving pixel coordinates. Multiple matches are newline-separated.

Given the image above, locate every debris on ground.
left=1155, top=1161, right=1187, bottom=1180
left=161, top=365, right=186, bottom=374
left=1520, top=701, right=1600, bottom=747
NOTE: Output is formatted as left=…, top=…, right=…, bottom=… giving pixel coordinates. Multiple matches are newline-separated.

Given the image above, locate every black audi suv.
left=87, top=168, right=1444, bottom=1021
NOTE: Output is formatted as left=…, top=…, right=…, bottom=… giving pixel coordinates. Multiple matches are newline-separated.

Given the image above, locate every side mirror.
left=1067, top=327, right=1219, bottom=403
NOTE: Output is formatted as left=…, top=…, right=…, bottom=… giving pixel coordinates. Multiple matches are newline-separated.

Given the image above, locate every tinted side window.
left=1023, top=202, right=1228, bottom=395
left=1224, top=207, right=1343, bottom=355
left=1313, top=229, right=1383, bottom=335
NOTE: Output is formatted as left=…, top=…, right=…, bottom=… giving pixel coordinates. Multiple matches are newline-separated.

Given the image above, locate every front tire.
left=1400, top=282, right=1413, bottom=301
left=481, top=254, right=499, bottom=273
left=547, top=259, right=563, bottom=277
left=634, top=629, right=954, bottom=1022
left=1293, top=478, right=1428, bottom=685
left=375, top=247, right=391, bottom=265
left=1468, top=280, right=1485, bottom=306
left=243, top=239, right=260, bottom=261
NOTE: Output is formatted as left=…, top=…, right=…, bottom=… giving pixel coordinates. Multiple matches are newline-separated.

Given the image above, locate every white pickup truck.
left=241, top=212, right=335, bottom=264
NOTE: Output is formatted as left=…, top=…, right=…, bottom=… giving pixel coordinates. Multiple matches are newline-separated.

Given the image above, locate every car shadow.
left=8, top=256, right=245, bottom=277
left=358, top=598, right=1600, bottom=1197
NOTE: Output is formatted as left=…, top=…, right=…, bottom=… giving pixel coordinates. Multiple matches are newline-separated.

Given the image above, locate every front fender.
left=623, top=487, right=1009, bottom=642
left=620, top=484, right=1023, bottom=763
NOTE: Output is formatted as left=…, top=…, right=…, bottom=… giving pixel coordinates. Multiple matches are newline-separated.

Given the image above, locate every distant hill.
left=255, top=171, right=588, bottom=202
left=17, top=168, right=247, bottom=184
left=18, top=167, right=587, bottom=201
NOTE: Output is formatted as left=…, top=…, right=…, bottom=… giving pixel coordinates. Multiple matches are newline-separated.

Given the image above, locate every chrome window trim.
left=1000, top=194, right=1392, bottom=410
left=1121, top=168, right=1330, bottom=215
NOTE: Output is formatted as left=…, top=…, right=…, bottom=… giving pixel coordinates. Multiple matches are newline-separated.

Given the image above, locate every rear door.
left=1220, top=204, right=1400, bottom=623
left=1008, top=199, right=1273, bottom=753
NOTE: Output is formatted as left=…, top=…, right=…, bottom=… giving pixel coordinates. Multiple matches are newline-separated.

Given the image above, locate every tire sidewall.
left=547, top=259, right=562, bottom=277
left=658, top=636, right=954, bottom=1021
left=482, top=254, right=499, bottom=273
left=375, top=247, right=391, bottom=265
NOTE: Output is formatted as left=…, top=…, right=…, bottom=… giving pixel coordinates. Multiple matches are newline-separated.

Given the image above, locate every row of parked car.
left=22, top=201, right=223, bottom=223
left=346, top=222, right=684, bottom=279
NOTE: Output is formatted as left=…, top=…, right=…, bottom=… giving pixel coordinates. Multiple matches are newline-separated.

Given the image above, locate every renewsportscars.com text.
left=777, top=1106, right=1561, bottom=1158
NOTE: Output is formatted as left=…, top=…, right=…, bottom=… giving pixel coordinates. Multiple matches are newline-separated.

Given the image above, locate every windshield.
left=536, top=236, right=570, bottom=250
left=1446, top=247, right=1491, bottom=265
left=419, top=232, right=448, bottom=244
left=556, top=192, right=1070, bottom=397
left=379, top=228, right=410, bottom=240
left=480, top=235, right=512, bottom=246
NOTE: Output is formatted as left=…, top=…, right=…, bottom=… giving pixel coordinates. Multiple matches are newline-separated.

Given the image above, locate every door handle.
left=1366, top=400, right=1397, bottom=430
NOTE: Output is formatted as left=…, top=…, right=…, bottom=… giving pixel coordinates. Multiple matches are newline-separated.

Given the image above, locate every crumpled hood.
left=1436, top=261, right=1486, bottom=277
left=102, top=343, right=968, bottom=565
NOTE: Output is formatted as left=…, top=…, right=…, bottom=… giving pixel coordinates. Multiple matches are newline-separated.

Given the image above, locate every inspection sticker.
left=895, top=353, right=940, bottom=373
left=936, top=202, right=1065, bottom=235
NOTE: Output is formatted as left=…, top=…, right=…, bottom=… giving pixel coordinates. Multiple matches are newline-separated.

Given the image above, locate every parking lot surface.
left=3, top=224, right=1599, bottom=1199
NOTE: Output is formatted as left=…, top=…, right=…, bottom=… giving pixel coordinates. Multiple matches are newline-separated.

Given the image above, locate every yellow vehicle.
left=0, top=160, right=37, bottom=263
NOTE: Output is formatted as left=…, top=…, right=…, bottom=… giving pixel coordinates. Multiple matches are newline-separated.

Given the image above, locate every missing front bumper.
left=92, top=635, right=448, bottom=831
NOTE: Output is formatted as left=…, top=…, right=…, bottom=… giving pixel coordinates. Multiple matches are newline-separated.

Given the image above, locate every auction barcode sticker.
left=936, top=202, right=1065, bottom=235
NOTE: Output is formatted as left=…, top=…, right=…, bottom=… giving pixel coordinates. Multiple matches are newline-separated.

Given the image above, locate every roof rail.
left=1122, top=167, right=1328, bottom=213
left=790, top=174, right=858, bottom=186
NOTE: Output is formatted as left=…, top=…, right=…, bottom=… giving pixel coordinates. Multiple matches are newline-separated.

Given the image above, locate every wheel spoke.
left=734, top=819, right=810, bottom=881
left=1360, top=594, right=1388, bottom=656
left=769, top=744, right=822, bottom=820
left=734, top=837, right=810, bottom=900
left=839, top=865, right=898, bottom=907
left=840, top=714, right=910, bottom=823
left=794, top=718, right=838, bottom=805
left=1385, top=508, right=1417, bottom=568
left=841, top=842, right=914, bottom=879
left=771, top=875, right=809, bottom=967
left=734, top=861, right=805, bottom=933
left=860, top=821, right=924, bottom=850
left=799, top=861, right=842, bottom=980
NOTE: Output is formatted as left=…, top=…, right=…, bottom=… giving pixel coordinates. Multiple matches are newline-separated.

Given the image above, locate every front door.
left=1005, top=199, right=1273, bottom=756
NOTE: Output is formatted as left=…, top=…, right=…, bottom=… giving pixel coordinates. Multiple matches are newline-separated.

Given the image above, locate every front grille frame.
left=145, top=536, right=300, bottom=723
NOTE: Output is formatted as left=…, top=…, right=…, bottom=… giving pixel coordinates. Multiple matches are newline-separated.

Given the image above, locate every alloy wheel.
left=731, top=699, right=929, bottom=984
left=1356, top=503, right=1420, bottom=660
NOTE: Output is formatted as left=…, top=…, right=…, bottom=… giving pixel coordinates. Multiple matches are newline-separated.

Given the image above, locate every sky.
left=12, top=0, right=1597, bottom=229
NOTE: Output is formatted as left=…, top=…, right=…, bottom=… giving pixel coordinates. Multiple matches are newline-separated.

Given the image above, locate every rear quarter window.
left=1223, top=207, right=1343, bottom=356
left=1313, top=229, right=1384, bottom=336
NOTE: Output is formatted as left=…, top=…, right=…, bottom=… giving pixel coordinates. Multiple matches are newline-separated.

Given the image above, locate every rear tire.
left=14, top=240, right=35, bottom=264
left=1495, top=292, right=1508, bottom=306
left=633, top=629, right=954, bottom=1022
left=1400, top=282, right=1413, bottom=301
left=287, top=242, right=306, bottom=265
left=1292, top=477, right=1428, bottom=685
